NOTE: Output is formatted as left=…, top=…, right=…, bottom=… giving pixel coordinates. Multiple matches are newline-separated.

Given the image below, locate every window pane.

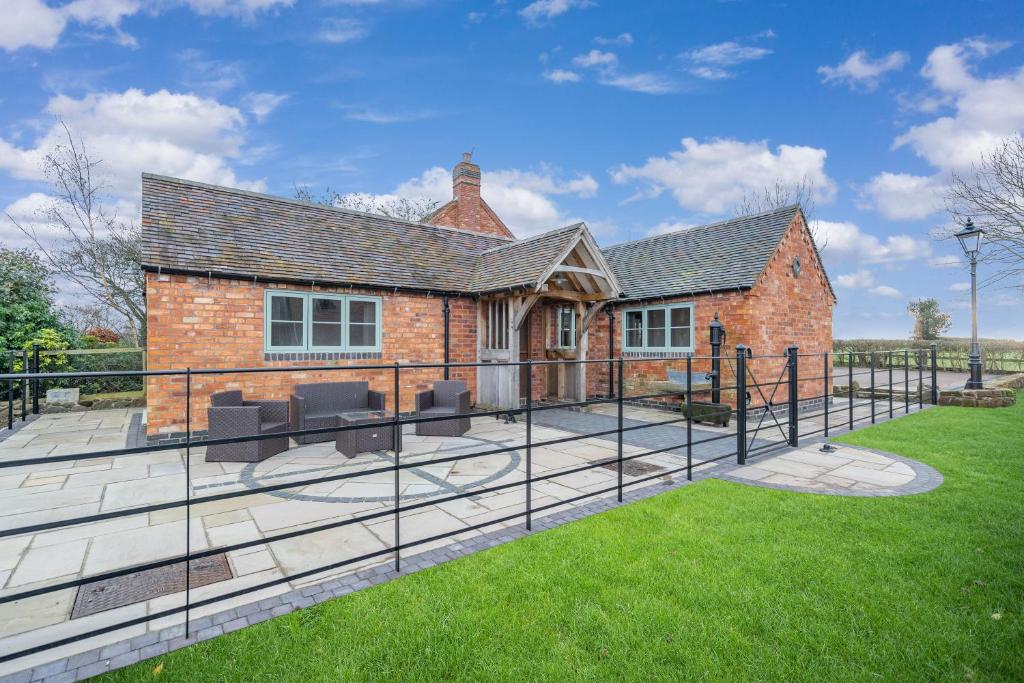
left=646, top=309, right=665, bottom=329
left=624, top=311, right=643, bottom=348
left=349, top=300, right=377, bottom=324
left=625, top=311, right=643, bottom=329
left=271, top=295, right=303, bottom=322
left=670, top=307, right=690, bottom=328
left=312, top=323, right=341, bottom=347
left=626, top=328, right=643, bottom=348
left=647, top=328, right=665, bottom=347
left=271, top=321, right=303, bottom=347
left=349, top=324, right=375, bottom=347
left=670, top=327, right=690, bottom=348
left=312, top=297, right=341, bottom=323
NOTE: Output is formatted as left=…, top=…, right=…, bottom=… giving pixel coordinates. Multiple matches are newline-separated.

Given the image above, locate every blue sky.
left=1, top=0, right=1022, bottom=339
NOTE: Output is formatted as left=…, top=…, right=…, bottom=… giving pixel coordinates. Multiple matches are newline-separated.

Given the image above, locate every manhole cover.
left=72, top=554, right=233, bottom=619
left=600, top=460, right=666, bottom=477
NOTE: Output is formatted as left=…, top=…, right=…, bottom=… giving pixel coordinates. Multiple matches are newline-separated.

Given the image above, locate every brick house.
left=141, top=153, right=835, bottom=437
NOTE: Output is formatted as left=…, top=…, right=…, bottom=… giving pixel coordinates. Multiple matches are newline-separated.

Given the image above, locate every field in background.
left=834, top=338, right=1024, bottom=374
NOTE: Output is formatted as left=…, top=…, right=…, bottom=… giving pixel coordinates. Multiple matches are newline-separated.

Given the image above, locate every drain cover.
left=600, top=460, right=666, bottom=477
left=72, top=554, right=233, bottom=619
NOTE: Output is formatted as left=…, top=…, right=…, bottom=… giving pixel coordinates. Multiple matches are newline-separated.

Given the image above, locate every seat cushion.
left=418, top=407, right=457, bottom=416
left=261, top=421, right=288, bottom=434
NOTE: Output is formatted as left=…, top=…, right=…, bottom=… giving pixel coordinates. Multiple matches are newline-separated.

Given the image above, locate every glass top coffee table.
left=335, top=410, right=399, bottom=458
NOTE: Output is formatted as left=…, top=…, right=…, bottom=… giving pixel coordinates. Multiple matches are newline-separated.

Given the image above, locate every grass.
left=101, top=395, right=1024, bottom=682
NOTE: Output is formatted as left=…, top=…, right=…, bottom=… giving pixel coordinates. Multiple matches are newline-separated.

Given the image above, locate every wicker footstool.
left=335, top=410, right=400, bottom=458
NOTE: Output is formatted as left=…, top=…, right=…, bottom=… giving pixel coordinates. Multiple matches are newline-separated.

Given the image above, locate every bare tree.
left=733, top=178, right=827, bottom=250
left=946, top=135, right=1024, bottom=289
left=294, top=185, right=440, bottom=222
left=5, top=122, right=146, bottom=344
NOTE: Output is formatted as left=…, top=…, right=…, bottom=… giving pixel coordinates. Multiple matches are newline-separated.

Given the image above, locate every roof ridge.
left=141, top=172, right=514, bottom=244
left=476, top=222, right=585, bottom=255
left=603, top=204, right=801, bottom=252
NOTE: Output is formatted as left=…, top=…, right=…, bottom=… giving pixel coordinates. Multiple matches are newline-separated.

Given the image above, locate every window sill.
left=622, top=350, right=693, bottom=358
left=264, top=351, right=383, bottom=361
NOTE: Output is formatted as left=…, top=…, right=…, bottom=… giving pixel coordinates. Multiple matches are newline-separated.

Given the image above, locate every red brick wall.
left=583, top=214, right=834, bottom=405
left=145, top=273, right=477, bottom=435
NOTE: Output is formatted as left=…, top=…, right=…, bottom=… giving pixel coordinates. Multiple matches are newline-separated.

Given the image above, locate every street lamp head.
left=955, top=218, right=984, bottom=257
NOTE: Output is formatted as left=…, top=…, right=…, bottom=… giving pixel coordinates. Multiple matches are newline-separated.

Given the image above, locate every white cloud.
left=519, top=0, right=592, bottom=25
left=683, top=40, right=772, bottom=79
left=317, top=17, right=367, bottom=43
left=612, top=137, right=835, bottom=214
left=893, top=39, right=1024, bottom=172
left=176, top=49, right=247, bottom=95
left=835, top=269, right=903, bottom=298
left=1, top=192, right=63, bottom=248
left=859, top=171, right=945, bottom=220
left=598, top=71, right=677, bottom=95
left=465, top=11, right=485, bottom=24
left=0, top=88, right=263, bottom=197
left=817, top=50, right=909, bottom=90
left=0, top=0, right=291, bottom=52
left=948, top=281, right=971, bottom=292
left=242, top=92, right=288, bottom=122
left=341, top=107, right=434, bottom=124
left=812, top=219, right=932, bottom=264
left=180, top=0, right=294, bottom=18
left=380, top=164, right=598, bottom=236
left=594, top=33, right=632, bottom=46
left=543, top=69, right=581, bottom=84
left=862, top=39, right=1024, bottom=220
left=573, top=49, right=618, bottom=68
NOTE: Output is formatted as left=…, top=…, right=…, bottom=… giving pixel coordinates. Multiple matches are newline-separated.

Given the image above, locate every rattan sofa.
left=205, top=390, right=290, bottom=463
left=290, top=381, right=386, bottom=445
left=414, top=380, right=471, bottom=437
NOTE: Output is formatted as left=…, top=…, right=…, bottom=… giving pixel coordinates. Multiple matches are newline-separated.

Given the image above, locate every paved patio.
left=0, top=395, right=934, bottom=679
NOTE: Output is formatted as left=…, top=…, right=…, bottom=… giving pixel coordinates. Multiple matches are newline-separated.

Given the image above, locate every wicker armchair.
left=290, top=381, right=386, bottom=445
left=206, top=390, right=289, bottom=463
left=414, top=381, right=471, bottom=437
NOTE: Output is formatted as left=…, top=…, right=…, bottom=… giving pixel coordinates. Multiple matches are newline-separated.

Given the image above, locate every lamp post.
left=955, top=218, right=985, bottom=389
left=709, top=313, right=726, bottom=403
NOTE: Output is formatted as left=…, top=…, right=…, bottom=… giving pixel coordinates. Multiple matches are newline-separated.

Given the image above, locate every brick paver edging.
left=3, top=441, right=941, bottom=683
left=713, top=444, right=944, bottom=497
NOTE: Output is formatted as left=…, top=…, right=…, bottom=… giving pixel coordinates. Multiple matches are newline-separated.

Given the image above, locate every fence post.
left=31, top=344, right=40, bottom=415
left=736, top=345, right=747, bottom=465
left=917, top=350, right=924, bottom=409
left=685, top=355, right=693, bottom=481
left=7, top=352, right=13, bottom=431
left=904, top=349, right=910, bottom=414
left=710, top=314, right=725, bottom=404
left=930, top=342, right=939, bottom=405
left=393, top=362, right=401, bottom=572
left=184, top=368, right=192, bottom=638
left=607, top=306, right=615, bottom=399
left=848, top=351, right=854, bottom=430
left=616, top=357, right=624, bottom=502
left=21, top=350, right=27, bottom=422
left=525, top=359, right=532, bottom=530
left=888, top=351, right=894, bottom=418
left=823, top=351, right=829, bottom=438
left=870, top=352, right=876, bottom=424
left=787, top=345, right=799, bottom=447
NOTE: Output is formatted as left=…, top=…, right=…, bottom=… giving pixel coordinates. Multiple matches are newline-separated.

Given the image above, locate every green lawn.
left=102, top=394, right=1024, bottom=682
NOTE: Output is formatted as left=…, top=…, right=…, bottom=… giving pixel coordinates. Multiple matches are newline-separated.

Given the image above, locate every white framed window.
left=265, top=290, right=382, bottom=352
left=621, top=303, right=694, bottom=353
left=556, top=305, right=576, bottom=349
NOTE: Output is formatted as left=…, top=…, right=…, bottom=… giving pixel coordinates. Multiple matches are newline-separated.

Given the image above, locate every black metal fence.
left=0, top=345, right=938, bottom=665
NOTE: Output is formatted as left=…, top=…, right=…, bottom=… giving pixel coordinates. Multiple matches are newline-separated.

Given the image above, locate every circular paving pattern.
left=238, top=434, right=523, bottom=504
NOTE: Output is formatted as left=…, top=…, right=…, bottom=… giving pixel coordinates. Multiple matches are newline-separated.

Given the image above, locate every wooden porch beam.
left=553, top=265, right=609, bottom=280
left=512, top=293, right=541, bottom=330
left=540, top=287, right=613, bottom=303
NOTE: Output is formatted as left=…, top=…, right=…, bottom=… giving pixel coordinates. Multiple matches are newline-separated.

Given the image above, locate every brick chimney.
left=424, top=152, right=514, bottom=238
left=452, top=152, right=482, bottom=231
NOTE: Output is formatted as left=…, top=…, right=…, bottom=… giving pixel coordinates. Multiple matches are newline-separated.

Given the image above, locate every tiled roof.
left=469, top=223, right=584, bottom=292
left=140, top=174, right=510, bottom=292
left=601, top=205, right=806, bottom=300
left=142, top=175, right=825, bottom=301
